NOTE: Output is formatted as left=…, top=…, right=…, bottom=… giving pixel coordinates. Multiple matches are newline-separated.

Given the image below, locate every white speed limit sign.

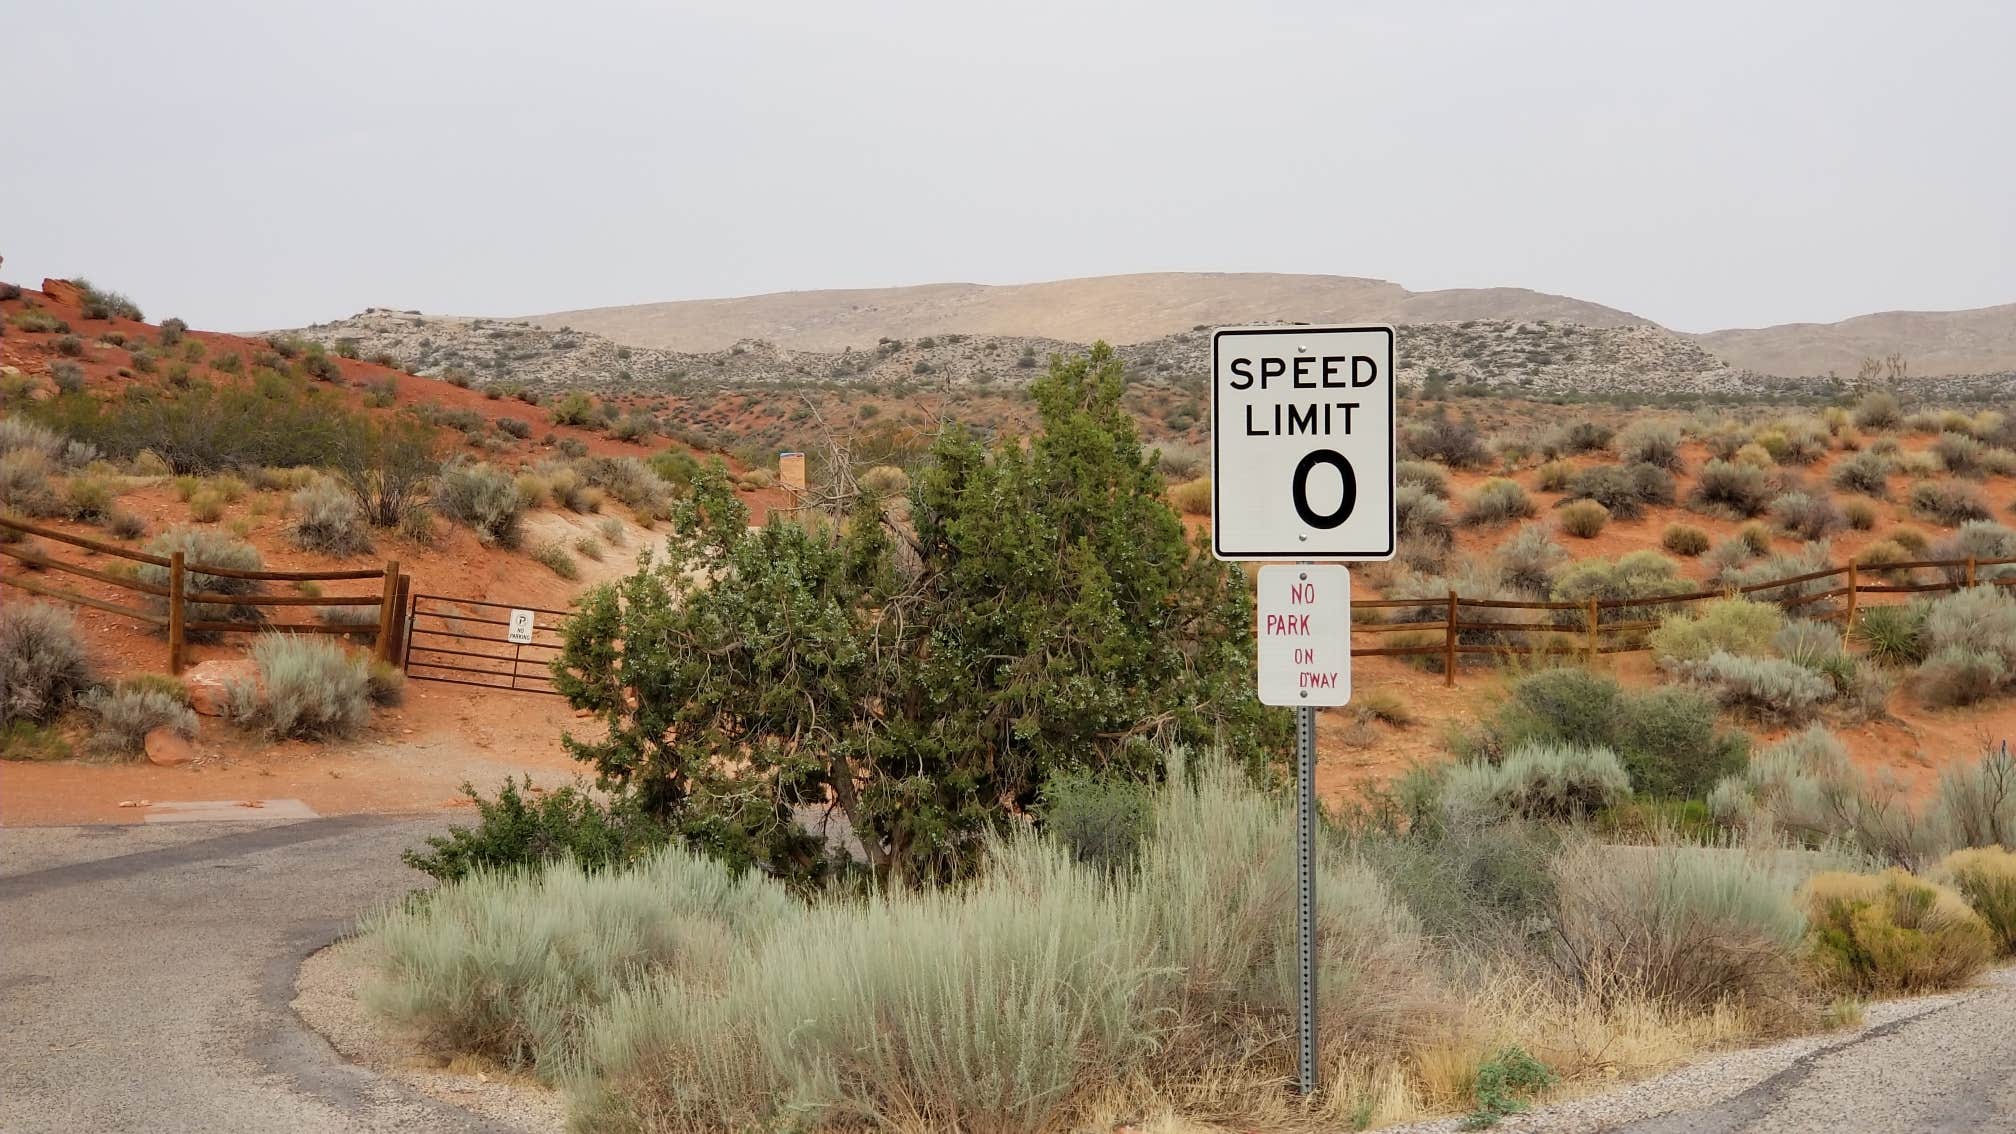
left=1210, top=325, right=1395, bottom=561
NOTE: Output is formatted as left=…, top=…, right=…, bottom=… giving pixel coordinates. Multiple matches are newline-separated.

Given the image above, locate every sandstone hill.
left=1692, top=303, right=2016, bottom=379
left=520, top=273, right=1653, bottom=353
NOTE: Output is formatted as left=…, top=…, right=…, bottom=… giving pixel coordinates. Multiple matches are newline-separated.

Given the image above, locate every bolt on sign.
left=1256, top=565, right=1351, bottom=706
left=1210, top=325, right=1396, bottom=561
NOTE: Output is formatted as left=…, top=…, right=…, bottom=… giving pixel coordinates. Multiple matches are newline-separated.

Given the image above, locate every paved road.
left=0, top=816, right=514, bottom=1134
left=1610, top=973, right=2016, bottom=1134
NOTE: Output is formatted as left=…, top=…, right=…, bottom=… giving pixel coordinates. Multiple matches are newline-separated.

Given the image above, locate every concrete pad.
left=144, top=799, right=320, bottom=824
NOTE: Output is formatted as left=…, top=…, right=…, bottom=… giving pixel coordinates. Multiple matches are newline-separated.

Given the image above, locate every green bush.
left=247, top=634, right=372, bottom=740
left=0, top=602, right=93, bottom=725
left=80, top=683, right=196, bottom=757
left=1441, top=742, right=1632, bottom=826
left=1802, top=869, right=1994, bottom=993
left=1549, top=551, right=1686, bottom=624
left=1040, top=771, right=1155, bottom=874
left=1856, top=601, right=1930, bottom=665
left=1938, top=846, right=2016, bottom=955
left=402, top=777, right=672, bottom=883
left=1558, top=498, right=1608, bottom=538
left=549, top=391, right=597, bottom=426
left=1613, top=687, right=1749, bottom=800
left=1662, top=523, right=1710, bottom=556
left=1649, top=596, right=1783, bottom=664
left=286, top=479, right=370, bottom=555
left=1693, top=459, right=1773, bottom=517
left=1464, top=1046, right=1555, bottom=1129
left=1463, top=477, right=1535, bottom=526
left=531, top=541, right=578, bottom=579
left=436, top=459, right=524, bottom=547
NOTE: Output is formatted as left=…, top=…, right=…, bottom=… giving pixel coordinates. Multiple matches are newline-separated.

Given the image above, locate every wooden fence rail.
left=0, top=514, right=408, bottom=675
left=1358, top=553, right=2016, bottom=686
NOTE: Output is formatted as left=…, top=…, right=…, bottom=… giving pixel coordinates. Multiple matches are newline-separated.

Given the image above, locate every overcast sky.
left=4, top=0, right=2012, bottom=334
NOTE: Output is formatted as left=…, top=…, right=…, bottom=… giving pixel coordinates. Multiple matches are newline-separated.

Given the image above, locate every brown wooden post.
left=167, top=551, right=186, bottom=675
left=1443, top=590, right=1457, bottom=687
left=391, top=573, right=413, bottom=666
left=375, top=560, right=401, bottom=662
left=1585, top=596, right=1600, bottom=662
left=1845, top=561, right=1859, bottom=635
left=1967, top=556, right=1978, bottom=589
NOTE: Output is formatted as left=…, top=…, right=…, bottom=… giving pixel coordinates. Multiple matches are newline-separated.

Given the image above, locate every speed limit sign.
left=1210, top=325, right=1395, bottom=560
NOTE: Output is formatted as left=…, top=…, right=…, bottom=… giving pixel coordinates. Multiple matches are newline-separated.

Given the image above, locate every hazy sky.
left=5, top=0, right=2012, bottom=334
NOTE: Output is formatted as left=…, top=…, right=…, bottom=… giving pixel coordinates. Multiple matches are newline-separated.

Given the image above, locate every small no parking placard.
left=1255, top=564, right=1351, bottom=707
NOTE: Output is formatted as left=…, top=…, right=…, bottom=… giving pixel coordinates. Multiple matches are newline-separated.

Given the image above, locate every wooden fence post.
left=1845, top=561, right=1859, bottom=635
left=168, top=551, right=186, bottom=675
left=392, top=573, right=413, bottom=666
left=1585, top=597, right=1600, bottom=662
left=375, top=560, right=401, bottom=662
left=1967, top=556, right=1978, bottom=588
left=1443, top=590, right=1457, bottom=687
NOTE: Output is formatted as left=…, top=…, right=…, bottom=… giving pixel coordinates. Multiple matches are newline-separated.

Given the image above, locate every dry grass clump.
left=1910, top=480, right=1991, bottom=526
left=81, top=681, right=196, bottom=757
left=1462, top=478, right=1535, bottom=526
left=1938, top=846, right=2016, bottom=955
left=1168, top=477, right=1211, bottom=515
left=287, top=479, right=371, bottom=555
left=1661, top=523, right=1710, bottom=556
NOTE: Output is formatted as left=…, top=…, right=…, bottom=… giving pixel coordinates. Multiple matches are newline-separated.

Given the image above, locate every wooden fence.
left=0, top=515, right=410, bottom=674
left=1353, top=553, right=2016, bottom=686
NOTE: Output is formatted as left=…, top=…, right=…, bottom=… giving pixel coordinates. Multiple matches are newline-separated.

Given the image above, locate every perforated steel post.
left=1295, top=652, right=1319, bottom=1092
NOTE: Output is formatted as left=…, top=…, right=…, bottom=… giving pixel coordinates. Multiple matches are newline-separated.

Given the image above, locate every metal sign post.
left=1212, top=325, right=1394, bottom=1099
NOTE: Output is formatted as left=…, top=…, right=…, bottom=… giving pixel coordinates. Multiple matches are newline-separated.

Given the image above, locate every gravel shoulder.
left=1386, top=966, right=2016, bottom=1134
left=294, top=936, right=565, bottom=1134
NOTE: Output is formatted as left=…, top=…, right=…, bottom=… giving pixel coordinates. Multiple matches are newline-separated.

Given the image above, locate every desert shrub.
left=1615, top=419, right=1683, bottom=470
left=1910, top=480, right=1990, bottom=526
left=1855, top=602, right=1929, bottom=665
left=1832, top=449, right=1892, bottom=497
left=1564, top=465, right=1644, bottom=519
left=60, top=472, right=117, bottom=522
left=574, top=535, right=604, bottom=561
left=1538, top=420, right=1613, bottom=458
left=1678, top=651, right=1832, bottom=724
left=0, top=602, right=93, bottom=725
left=286, top=479, right=370, bottom=555
left=1917, top=647, right=2007, bottom=708
left=136, top=527, right=263, bottom=628
left=106, top=510, right=145, bottom=539
left=1853, top=391, right=1902, bottom=430
left=1724, top=541, right=1838, bottom=613
left=1693, top=459, right=1773, bottom=517
left=1616, top=686, right=1749, bottom=799
left=1920, top=586, right=2016, bottom=671
left=1842, top=499, right=1877, bottom=531
left=80, top=683, right=196, bottom=757
left=1854, top=538, right=1913, bottom=583
left=1462, top=477, right=1534, bottom=526
left=1493, top=523, right=1566, bottom=597
left=495, top=416, right=532, bottom=439
left=75, top=279, right=143, bottom=321
left=576, top=456, right=674, bottom=519
left=1893, top=449, right=1943, bottom=479
left=1628, top=461, right=1677, bottom=507
left=0, top=450, right=62, bottom=516
left=1551, top=840, right=1806, bottom=1013
left=1775, top=417, right=1832, bottom=464
left=187, top=486, right=227, bottom=522
left=1938, top=847, right=2016, bottom=954
left=1701, top=537, right=1754, bottom=586
left=436, top=460, right=524, bottom=547
left=1929, top=747, right=2016, bottom=852
left=1168, top=478, right=1211, bottom=515
left=1801, top=869, right=1993, bottom=993
left=1485, top=668, right=1622, bottom=753
left=1649, top=596, right=1783, bottom=664
left=366, top=659, right=405, bottom=706
left=1395, top=459, right=1448, bottom=497
left=1771, top=490, right=1843, bottom=540
left=1558, top=499, right=1608, bottom=538
left=1549, top=551, right=1686, bottom=624
left=1441, top=742, right=1632, bottom=826
left=550, top=391, right=597, bottom=426
left=1534, top=459, right=1571, bottom=492
left=532, top=542, right=578, bottom=579
left=1934, top=431, right=1984, bottom=478
left=1401, top=406, right=1488, bottom=468
left=1737, top=521, right=1775, bottom=555
left=1396, top=482, right=1455, bottom=567
left=401, top=777, right=673, bottom=883
left=595, top=516, right=626, bottom=545
left=1040, top=771, right=1156, bottom=875
left=1929, top=521, right=2016, bottom=586
left=1662, top=523, right=1710, bottom=556
left=249, top=634, right=372, bottom=740
left=610, top=413, right=656, bottom=443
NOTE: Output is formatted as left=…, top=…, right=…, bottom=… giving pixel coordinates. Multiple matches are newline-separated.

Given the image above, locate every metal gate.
left=402, top=593, right=568, bottom=695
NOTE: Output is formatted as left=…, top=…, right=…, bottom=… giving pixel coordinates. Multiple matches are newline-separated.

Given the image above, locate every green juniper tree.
left=554, top=343, right=1283, bottom=884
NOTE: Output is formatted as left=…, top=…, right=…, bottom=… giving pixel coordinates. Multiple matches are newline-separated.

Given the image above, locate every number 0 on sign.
left=1256, top=565, right=1351, bottom=706
left=1211, top=325, right=1396, bottom=560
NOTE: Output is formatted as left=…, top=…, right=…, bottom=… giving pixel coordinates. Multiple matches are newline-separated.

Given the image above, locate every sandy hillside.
left=1692, top=303, right=2016, bottom=378
left=519, top=272, right=1652, bottom=352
